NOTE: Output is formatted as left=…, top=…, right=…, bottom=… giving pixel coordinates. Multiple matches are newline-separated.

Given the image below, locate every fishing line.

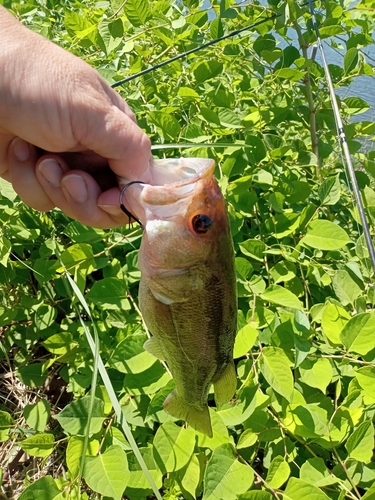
left=309, top=0, right=375, bottom=276
left=110, top=11, right=281, bottom=88
left=119, top=180, right=145, bottom=228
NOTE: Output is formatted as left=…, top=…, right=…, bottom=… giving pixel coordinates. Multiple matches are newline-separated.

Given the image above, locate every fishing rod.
left=308, top=0, right=375, bottom=276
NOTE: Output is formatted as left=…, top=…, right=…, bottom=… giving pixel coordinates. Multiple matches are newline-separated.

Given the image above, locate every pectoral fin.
left=163, top=389, right=213, bottom=438
left=213, top=362, right=237, bottom=407
left=143, top=337, right=166, bottom=360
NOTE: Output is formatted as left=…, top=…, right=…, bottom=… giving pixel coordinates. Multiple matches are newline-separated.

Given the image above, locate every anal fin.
left=163, top=389, right=213, bottom=438
left=213, top=362, right=237, bottom=407
left=143, top=337, right=166, bottom=360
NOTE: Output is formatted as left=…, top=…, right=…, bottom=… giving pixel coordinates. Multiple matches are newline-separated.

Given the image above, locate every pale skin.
left=0, top=6, right=152, bottom=229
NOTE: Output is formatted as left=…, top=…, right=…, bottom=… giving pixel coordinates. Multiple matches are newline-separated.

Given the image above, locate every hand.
left=0, top=7, right=152, bottom=228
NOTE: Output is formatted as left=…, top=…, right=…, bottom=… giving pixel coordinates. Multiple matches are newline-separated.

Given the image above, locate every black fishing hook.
left=119, top=181, right=145, bottom=229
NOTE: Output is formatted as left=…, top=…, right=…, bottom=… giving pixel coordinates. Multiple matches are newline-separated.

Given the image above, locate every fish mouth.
left=119, top=158, right=216, bottom=225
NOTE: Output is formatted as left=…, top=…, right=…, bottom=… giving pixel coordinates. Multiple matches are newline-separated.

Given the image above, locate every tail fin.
left=163, top=389, right=213, bottom=438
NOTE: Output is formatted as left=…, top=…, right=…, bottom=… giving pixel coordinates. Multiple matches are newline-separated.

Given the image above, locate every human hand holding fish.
left=119, top=158, right=237, bottom=437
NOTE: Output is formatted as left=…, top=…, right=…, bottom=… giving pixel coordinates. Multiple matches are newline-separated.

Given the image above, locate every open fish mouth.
left=118, top=158, right=216, bottom=225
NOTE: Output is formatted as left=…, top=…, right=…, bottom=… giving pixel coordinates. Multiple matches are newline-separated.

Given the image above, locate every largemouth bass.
left=120, top=158, right=237, bottom=437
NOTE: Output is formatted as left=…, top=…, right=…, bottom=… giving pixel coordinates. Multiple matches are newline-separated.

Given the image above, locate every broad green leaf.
left=19, top=433, right=54, bottom=458
left=344, top=47, right=359, bottom=73
left=346, top=420, right=374, bottom=463
left=321, top=303, right=350, bottom=344
left=0, top=236, right=11, bottom=266
left=274, top=68, right=305, bottom=81
left=18, top=476, right=62, bottom=500
left=33, top=259, right=60, bottom=284
left=261, top=285, right=303, bottom=310
left=86, top=277, right=128, bottom=310
left=98, top=19, right=124, bottom=55
left=64, top=220, right=105, bottom=243
left=24, top=399, right=50, bottom=432
left=284, top=477, right=330, bottom=500
left=123, top=360, right=171, bottom=395
left=266, top=456, right=290, bottom=488
left=217, top=108, right=243, bottom=129
left=124, top=0, right=151, bottom=27
left=66, top=436, right=100, bottom=478
left=109, top=334, right=155, bottom=374
left=270, top=261, right=297, bottom=284
left=16, top=363, right=47, bottom=387
left=340, top=313, right=375, bottom=355
left=264, top=212, right=300, bottom=239
left=318, top=175, right=340, bottom=205
left=196, top=409, right=230, bottom=449
left=237, top=429, right=257, bottom=449
left=0, top=411, right=14, bottom=442
left=54, top=397, right=106, bottom=436
left=356, top=366, right=375, bottom=399
left=238, top=492, right=273, bottom=500
left=180, top=453, right=201, bottom=498
left=344, top=96, right=370, bottom=115
left=83, top=445, right=129, bottom=500
left=149, top=111, right=181, bottom=140
left=233, top=323, right=258, bottom=358
left=332, top=270, right=363, bottom=306
left=0, top=177, right=17, bottom=201
left=194, top=61, right=223, bottom=83
left=43, top=332, right=77, bottom=355
left=203, top=444, right=254, bottom=500
left=260, top=347, right=294, bottom=401
left=300, top=457, right=339, bottom=487
left=34, top=304, right=57, bottom=330
left=127, top=447, right=163, bottom=493
left=153, top=421, right=196, bottom=474
left=286, top=404, right=329, bottom=439
left=301, top=220, right=351, bottom=250
left=239, top=239, right=266, bottom=261
left=217, top=385, right=257, bottom=426
left=299, top=358, right=333, bottom=393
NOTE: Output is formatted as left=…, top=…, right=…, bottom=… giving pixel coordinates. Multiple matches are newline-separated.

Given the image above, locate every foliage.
left=1, top=0, right=375, bottom=499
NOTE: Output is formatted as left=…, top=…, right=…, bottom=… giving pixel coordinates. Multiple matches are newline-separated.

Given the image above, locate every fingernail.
left=38, top=159, right=63, bottom=188
left=62, top=174, right=88, bottom=203
left=98, top=204, right=123, bottom=216
left=12, top=138, right=30, bottom=162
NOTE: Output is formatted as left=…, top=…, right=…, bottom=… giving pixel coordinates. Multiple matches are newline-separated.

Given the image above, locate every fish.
left=119, top=158, right=237, bottom=437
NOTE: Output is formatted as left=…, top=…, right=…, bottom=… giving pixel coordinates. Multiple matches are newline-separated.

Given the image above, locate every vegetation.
left=1, top=0, right=375, bottom=498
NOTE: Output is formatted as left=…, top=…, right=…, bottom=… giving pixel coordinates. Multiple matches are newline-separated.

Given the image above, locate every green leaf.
left=54, top=397, right=106, bottom=436
left=233, top=323, right=258, bottom=358
left=284, top=477, right=330, bottom=500
left=24, top=399, right=51, bottom=432
left=287, top=404, right=329, bottom=439
left=202, top=444, right=254, bottom=500
left=179, top=453, right=201, bottom=497
left=67, top=436, right=100, bottom=478
left=266, top=456, right=290, bottom=488
left=260, top=347, right=294, bottom=401
left=238, top=492, right=273, bottom=500
left=124, top=0, right=151, bottom=27
left=149, top=111, right=181, bottom=140
left=217, top=108, right=243, bottom=129
left=196, top=409, right=230, bottom=448
left=19, top=433, right=55, bottom=458
left=332, top=270, right=363, bottom=306
left=274, top=68, right=305, bottom=81
left=356, top=366, right=375, bottom=399
left=34, top=304, right=57, bottom=330
left=109, top=334, right=156, bottom=373
left=217, top=385, right=257, bottom=426
left=321, top=303, right=350, bottom=344
left=16, top=363, right=47, bottom=387
left=318, top=175, right=340, bottom=205
left=194, top=60, right=223, bottom=83
left=0, top=236, right=11, bottom=266
left=261, top=285, right=303, bottom=310
left=0, top=411, right=14, bottom=442
left=98, top=19, right=124, bottom=55
left=346, top=420, right=374, bottom=463
left=0, top=177, right=17, bottom=201
left=239, top=239, right=266, bottom=261
left=18, top=476, right=62, bottom=500
left=300, top=457, right=339, bottom=487
left=127, top=447, right=163, bottom=493
left=83, top=445, right=129, bottom=500
left=86, top=277, right=128, bottom=310
left=344, top=47, right=359, bottom=74
left=301, top=220, right=351, bottom=250
left=340, top=313, right=375, bottom=355
left=299, top=358, right=333, bottom=393
left=153, top=421, right=196, bottom=474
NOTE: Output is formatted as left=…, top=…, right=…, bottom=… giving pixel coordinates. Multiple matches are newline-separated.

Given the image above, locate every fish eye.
left=192, top=214, right=212, bottom=234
